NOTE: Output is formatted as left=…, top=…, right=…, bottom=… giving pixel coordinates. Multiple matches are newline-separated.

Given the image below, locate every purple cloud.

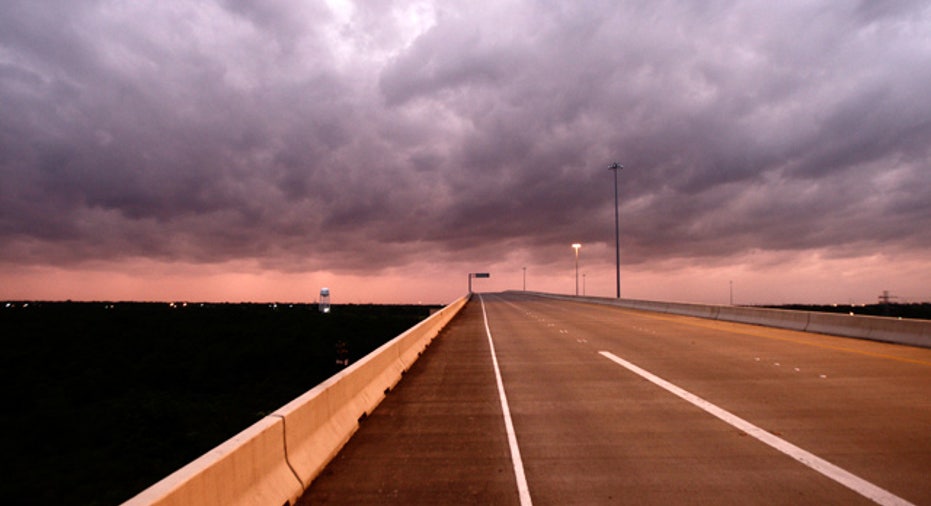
left=1, top=0, right=929, bottom=280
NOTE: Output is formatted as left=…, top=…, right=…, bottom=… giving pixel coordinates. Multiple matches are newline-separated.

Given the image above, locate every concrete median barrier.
left=665, top=301, right=720, bottom=319
left=124, top=294, right=469, bottom=506
left=863, top=315, right=931, bottom=346
left=799, top=311, right=858, bottom=338
left=273, top=293, right=469, bottom=490
left=522, top=292, right=930, bottom=348
left=805, top=311, right=931, bottom=347
left=122, top=416, right=303, bottom=506
left=714, top=305, right=811, bottom=331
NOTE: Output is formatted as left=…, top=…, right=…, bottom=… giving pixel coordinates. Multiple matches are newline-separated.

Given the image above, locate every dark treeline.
left=757, top=302, right=931, bottom=320
left=0, top=301, right=438, bottom=505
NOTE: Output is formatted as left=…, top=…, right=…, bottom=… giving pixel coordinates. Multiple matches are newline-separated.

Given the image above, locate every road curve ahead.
left=300, top=292, right=931, bottom=505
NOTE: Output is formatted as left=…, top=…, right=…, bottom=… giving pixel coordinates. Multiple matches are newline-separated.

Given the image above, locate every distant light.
left=319, top=288, right=331, bottom=313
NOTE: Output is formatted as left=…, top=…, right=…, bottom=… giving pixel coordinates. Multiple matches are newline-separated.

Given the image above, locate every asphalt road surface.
left=299, top=292, right=931, bottom=505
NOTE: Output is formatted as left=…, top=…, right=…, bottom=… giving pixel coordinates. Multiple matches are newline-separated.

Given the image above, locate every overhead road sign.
left=468, top=272, right=491, bottom=293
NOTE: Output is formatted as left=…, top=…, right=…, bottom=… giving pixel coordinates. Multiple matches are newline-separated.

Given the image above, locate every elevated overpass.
left=127, top=292, right=931, bottom=505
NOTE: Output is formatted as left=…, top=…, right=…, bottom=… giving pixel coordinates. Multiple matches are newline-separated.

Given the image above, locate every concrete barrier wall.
left=122, top=417, right=303, bottom=506
left=523, top=291, right=931, bottom=349
left=123, top=294, right=470, bottom=506
left=666, top=301, right=719, bottom=319
left=276, top=294, right=468, bottom=487
left=715, top=305, right=811, bottom=331
left=805, top=311, right=931, bottom=348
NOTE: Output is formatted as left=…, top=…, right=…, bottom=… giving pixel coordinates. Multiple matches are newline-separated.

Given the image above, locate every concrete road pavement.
left=300, top=292, right=931, bottom=505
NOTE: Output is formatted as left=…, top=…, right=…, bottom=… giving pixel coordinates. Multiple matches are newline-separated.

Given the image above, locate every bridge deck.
left=299, top=292, right=931, bottom=505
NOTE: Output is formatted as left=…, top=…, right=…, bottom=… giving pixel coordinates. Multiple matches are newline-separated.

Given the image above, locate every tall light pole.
left=572, top=243, right=581, bottom=295
left=522, top=266, right=527, bottom=291
left=609, top=162, right=623, bottom=298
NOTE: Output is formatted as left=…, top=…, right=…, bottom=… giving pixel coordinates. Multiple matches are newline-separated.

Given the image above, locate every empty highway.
left=300, top=292, right=931, bottom=505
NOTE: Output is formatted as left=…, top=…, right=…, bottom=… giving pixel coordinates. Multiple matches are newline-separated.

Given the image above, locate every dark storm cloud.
left=1, top=0, right=929, bottom=273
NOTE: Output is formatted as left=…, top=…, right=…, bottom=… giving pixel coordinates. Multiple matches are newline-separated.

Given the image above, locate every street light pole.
left=522, top=267, right=527, bottom=291
left=609, top=162, right=623, bottom=298
left=572, top=243, right=581, bottom=296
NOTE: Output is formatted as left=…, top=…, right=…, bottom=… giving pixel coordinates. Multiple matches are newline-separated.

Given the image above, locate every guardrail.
left=123, top=294, right=470, bottom=506
left=525, top=292, right=931, bottom=349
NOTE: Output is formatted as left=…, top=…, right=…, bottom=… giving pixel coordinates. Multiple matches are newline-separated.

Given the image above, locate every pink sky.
left=2, top=2, right=929, bottom=305
left=3, top=246, right=927, bottom=305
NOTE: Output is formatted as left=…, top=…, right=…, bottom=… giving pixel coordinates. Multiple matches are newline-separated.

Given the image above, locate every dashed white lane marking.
left=599, top=351, right=913, bottom=506
left=480, top=295, right=533, bottom=506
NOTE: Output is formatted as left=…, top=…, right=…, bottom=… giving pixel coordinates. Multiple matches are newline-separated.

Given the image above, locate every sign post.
left=468, top=272, right=490, bottom=293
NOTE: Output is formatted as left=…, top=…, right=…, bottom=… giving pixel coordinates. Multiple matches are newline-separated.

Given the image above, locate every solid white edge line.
left=598, top=351, right=914, bottom=506
left=480, top=295, right=533, bottom=506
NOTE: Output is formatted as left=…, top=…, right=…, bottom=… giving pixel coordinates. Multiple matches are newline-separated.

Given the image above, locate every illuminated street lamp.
left=572, top=243, right=582, bottom=296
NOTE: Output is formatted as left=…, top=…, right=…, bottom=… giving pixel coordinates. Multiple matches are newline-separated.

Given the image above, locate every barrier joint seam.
left=269, top=414, right=306, bottom=490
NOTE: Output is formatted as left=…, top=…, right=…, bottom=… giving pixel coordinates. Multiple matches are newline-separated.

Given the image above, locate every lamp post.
left=572, top=243, right=581, bottom=296
left=522, top=266, right=527, bottom=291
left=609, top=162, right=623, bottom=298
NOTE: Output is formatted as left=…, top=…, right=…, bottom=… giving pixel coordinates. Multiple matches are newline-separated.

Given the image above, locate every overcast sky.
left=2, top=0, right=929, bottom=304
